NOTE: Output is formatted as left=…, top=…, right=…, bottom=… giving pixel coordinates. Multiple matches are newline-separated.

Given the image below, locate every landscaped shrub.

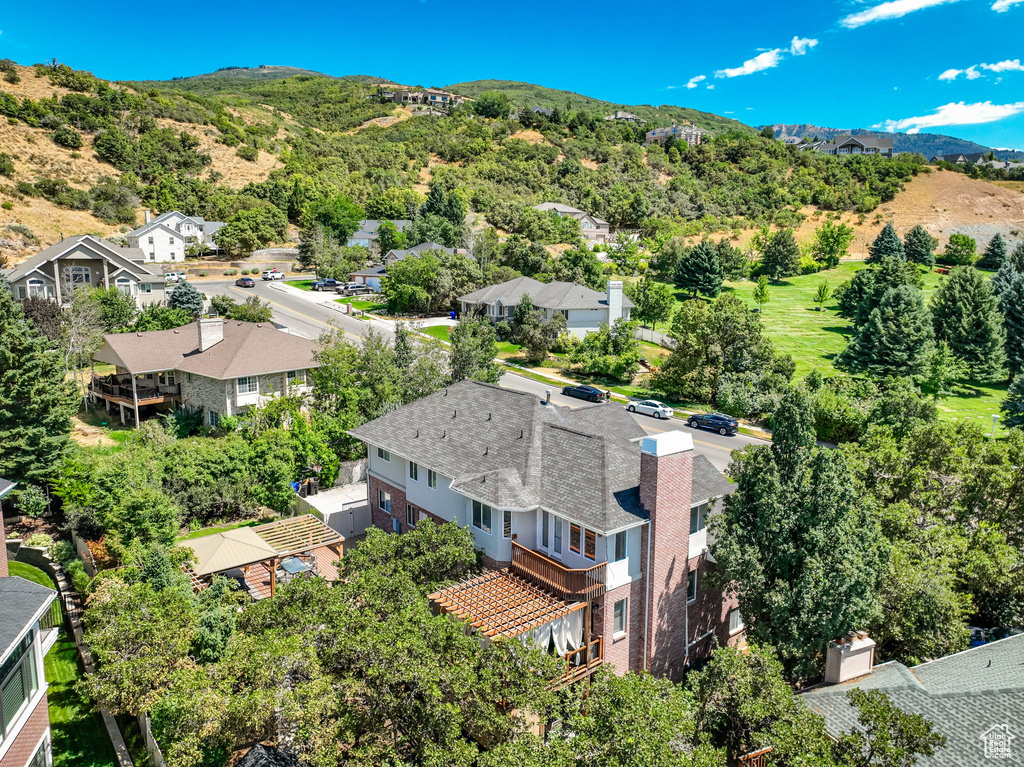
left=223, top=269, right=237, bottom=276
left=198, top=271, right=208, bottom=277
left=24, top=533, right=54, bottom=553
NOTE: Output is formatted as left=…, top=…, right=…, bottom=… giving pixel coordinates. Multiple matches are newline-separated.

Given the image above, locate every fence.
left=634, top=327, right=676, bottom=348
left=139, top=715, right=167, bottom=767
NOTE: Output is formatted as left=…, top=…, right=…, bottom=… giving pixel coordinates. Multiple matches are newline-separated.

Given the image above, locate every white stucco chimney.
left=824, top=632, right=876, bottom=683
left=607, top=280, right=624, bottom=322
left=143, top=208, right=152, bottom=225
left=198, top=317, right=224, bottom=352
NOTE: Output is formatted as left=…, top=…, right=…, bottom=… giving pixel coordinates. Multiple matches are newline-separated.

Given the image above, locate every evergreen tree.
left=168, top=280, right=204, bottom=316
left=994, top=264, right=1024, bottom=375
left=931, top=266, right=1006, bottom=382
left=853, top=256, right=922, bottom=328
left=421, top=183, right=467, bottom=227
left=977, top=233, right=1007, bottom=271
left=903, top=225, right=935, bottom=268
left=837, top=286, right=934, bottom=378
left=1002, top=374, right=1024, bottom=429
left=675, top=239, right=723, bottom=297
left=867, top=222, right=905, bottom=264
left=0, top=276, right=79, bottom=484
left=761, top=228, right=801, bottom=282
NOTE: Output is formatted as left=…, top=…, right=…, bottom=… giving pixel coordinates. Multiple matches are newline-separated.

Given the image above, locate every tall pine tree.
left=866, top=222, right=905, bottom=264
left=931, top=266, right=1006, bottom=382
left=903, top=225, right=935, bottom=268
left=852, top=256, right=921, bottom=328
left=1003, top=374, right=1024, bottom=429
left=837, top=286, right=934, bottom=378
left=977, top=233, right=1007, bottom=271
left=993, top=262, right=1024, bottom=375
left=761, top=229, right=801, bottom=282
left=675, top=239, right=723, bottom=297
left=0, top=276, right=79, bottom=483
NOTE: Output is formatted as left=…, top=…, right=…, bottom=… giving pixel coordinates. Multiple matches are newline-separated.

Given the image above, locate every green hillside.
left=447, top=79, right=753, bottom=135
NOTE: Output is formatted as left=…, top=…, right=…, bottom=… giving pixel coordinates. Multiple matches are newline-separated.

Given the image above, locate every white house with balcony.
left=126, top=210, right=226, bottom=263
left=89, top=318, right=316, bottom=426
left=349, top=381, right=741, bottom=683
left=533, top=202, right=610, bottom=243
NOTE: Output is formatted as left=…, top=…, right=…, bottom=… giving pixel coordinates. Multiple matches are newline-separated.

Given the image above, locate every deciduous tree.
left=449, top=316, right=501, bottom=384
left=626, top=277, right=675, bottom=329
left=943, top=233, right=976, bottom=266
left=811, top=220, right=855, bottom=268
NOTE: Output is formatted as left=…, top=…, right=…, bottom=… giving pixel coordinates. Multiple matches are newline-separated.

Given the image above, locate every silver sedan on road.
left=626, top=399, right=674, bottom=419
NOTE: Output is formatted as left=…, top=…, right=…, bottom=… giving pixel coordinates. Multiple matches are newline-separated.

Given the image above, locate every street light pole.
left=992, top=414, right=1000, bottom=440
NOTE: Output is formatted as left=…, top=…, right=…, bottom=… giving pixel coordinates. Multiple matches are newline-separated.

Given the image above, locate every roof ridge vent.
left=453, top=408, right=457, bottom=418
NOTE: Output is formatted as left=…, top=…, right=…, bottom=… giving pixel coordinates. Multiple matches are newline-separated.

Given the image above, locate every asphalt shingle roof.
left=0, top=478, right=15, bottom=500
left=458, top=276, right=633, bottom=312
left=5, top=236, right=156, bottom=282
left=92, top=320, right=318, bottom=378
left=801, top=634, right=1024, bottom=767
left=0, top=577, right=56, bottom=659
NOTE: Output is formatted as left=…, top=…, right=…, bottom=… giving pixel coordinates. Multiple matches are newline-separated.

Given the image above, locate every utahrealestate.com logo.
left=981, top=724, right=1015, bottom=760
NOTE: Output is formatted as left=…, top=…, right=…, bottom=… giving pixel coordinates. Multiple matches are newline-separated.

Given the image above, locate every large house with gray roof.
left=346, top=219, right=412, bottom=253
left=5, top=235, right=167, bottom=309
left=645, top=124, right=710, bottom=148
left=459, top=277, right=631, bottom=338
left=533, top=202, right=610, bottom=243
left=801, top=633, right=1024, bottom=766
left=89, top=317, right=317, bottom=426
left=126, top=210, right=225, bottom=262
left=349, top=242, right=460, bottom=292
left=349, top=380, right=742, bottom=682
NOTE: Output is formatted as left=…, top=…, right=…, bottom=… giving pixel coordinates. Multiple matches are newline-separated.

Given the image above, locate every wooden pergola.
left=255, top=514, right=344, bottom=557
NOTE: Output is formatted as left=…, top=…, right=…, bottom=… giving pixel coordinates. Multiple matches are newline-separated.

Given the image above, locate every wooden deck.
left=241, top=544, right=342, bottom=600
left=510, top=541, right=606, bottom=601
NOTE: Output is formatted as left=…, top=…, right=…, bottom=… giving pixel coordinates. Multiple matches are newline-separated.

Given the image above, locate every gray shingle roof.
left=0, top=577, right=56, bottom=659
left=458, top=276, right=633, bottom=312
left=834, top=134, right=894, bottom=150
left=349, top=381, right=660, bottom=532
left=5, top=236, right=157, bottom=283
left=800, top=634, right=1024, bottom=767
left=0, top=478, right=15, bottom=499
left=350, top=220, right=412, bottom=239
left=384, top=242, right=456, bottom=261
left=533, top=202, right=610, bottom=226
left=691, top=454, right=735, bottom=505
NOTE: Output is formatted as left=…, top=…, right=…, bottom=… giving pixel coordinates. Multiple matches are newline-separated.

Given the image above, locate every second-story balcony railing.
left=91, top=374, right=180, bottom=401
left=510, top=541, right=606, bottom=602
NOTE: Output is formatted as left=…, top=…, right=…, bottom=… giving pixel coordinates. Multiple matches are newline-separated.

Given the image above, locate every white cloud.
left=789, top=36, right=819, bottom=55
left=706, top=84, right=715, bottom=90
left=966, top=66, right=982, bottom=79
left=982, top=59, right=1024, bottom=72
left=938, top=68, right=962, bottom=80
left=686, top=74, right=706, bottom=89
left=715, top=49, right=783, bottom=78
left=992, top=0, right=1024, bottom=11
left=841, top=0, right=961, bottom=28
left=875, top=100, right=1024, bottom=133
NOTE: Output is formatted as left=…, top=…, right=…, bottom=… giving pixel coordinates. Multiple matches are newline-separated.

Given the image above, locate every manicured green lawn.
left=420, top=325, right=451, bottom=342
left=291, top=280, right=317, bottom=291
left=177, top=519, right=262, bottom=542
left=334, top=297, right=381, bottom=311
left=660, top=263, right=1004, bottom=424
left=8, top=561, right=57, bottom=589
left=46, top=635, right=118, bottom=767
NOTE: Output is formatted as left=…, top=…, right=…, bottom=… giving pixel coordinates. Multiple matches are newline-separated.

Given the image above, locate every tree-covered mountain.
left=765, top=123, right=1024, bottom=160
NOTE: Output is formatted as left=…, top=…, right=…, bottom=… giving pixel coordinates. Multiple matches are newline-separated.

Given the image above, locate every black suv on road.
left=561, top=385, right=605, bottom=403
left=687, top=412, right=738, bottom=435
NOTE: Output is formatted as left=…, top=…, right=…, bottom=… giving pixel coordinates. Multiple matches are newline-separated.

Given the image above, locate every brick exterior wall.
left=367, top=475, right=446, bottom=536
left=595, top=570, right=647, bottom=674
left=179, top=373, right=231, bottom=419
left=0, top=695, right=49, bottom=767
left=0, top=514, right=7, bottom=578
left=687, top=553, right=743, bottom=660
left=639, top=446, right=693, bottom=682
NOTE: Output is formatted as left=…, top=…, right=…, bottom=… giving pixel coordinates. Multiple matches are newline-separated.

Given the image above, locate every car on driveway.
left=235, top=276, right=256, bottom=288
left=627, top=400, right=674, bottom=419
left=686, top=412, right=738, bottom=435
left=336, top=282, right=374, bottom=295
left=164, top=271, right=188, bottom=284
left=261, top=269, right=286, bottom=281
left=561, top=384, right=605, bottom=403
left=312, top=278, right=341, bottom=292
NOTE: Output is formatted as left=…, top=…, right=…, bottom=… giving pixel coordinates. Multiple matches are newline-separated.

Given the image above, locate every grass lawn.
left=177, top=519, right=263, bottom=542
left=46, top=635, right=118, bottom=767
left=334, top=297, right=382, bottom=311
left=8, top=561, right=57, bottom=589
left=660, top=262, right=1005, bottom=424
left=291, top=280, right=317, bottom=291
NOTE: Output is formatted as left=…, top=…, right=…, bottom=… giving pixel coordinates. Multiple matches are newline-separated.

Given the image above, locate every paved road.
left=198, top=278, right=767, bottom=470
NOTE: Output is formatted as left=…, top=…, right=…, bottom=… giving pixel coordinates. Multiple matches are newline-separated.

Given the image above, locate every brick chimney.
left=606, top=280, right=623, bottom=322
left=639, top=430, right=693, bottom=681
left=198, top=317, right=224, bottom=352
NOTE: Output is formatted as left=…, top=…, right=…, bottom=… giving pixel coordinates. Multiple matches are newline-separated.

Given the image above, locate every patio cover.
left=185, top=527, right=277, bottom=577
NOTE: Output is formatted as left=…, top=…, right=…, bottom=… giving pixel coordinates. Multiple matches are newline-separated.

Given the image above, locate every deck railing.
left=91, top=374, right=179, bottom=400
left=510, top=541, right=606, bottom=601
left=558, top=637, right=603, bottom=685
left=738, top=747, right=772, bottom=767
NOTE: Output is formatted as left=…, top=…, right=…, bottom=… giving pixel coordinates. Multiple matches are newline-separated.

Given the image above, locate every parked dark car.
left=312, top=278, right=340, bottom=291
left=686, top=412, right=738, bottom=435
left=235, top=277, right=256, bottom=288
left=561, top=385, right=605, bottom=403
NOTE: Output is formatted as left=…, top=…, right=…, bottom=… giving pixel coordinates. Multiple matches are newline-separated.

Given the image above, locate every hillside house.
left=126, top=210, right=225, bottom=262
left=346, top=220, right=412, bottom=253
left=350, top=242, right=461, bottom=292
left=930, top=152, right=986, bottom=164
left=814, top=135, right=894, bottom=158
left=349, top=381, right=743, bottom=683
left=0, top=485, right=60, bottom=767
left=604, top=110, right=642, bottom=123
left=458, top=277, right=631, bottom=337
left=531, top=106, right=553, bottom=117
left=533, top=202, right=610, bottom=243
left=89, top=318, right=316, bottom=426
left=644, top=125, right=710, bottom=147
left=385, top=89, right=464, bottom=107
left=5, top=235, right=167, bottom=309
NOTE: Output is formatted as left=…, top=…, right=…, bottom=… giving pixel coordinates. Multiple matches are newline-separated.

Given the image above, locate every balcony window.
left=613, top=531, right=627, bottom=561
left=0, top=633, right=38, bottom=741
left=409, top=461, right=418, bottom=481
left=553, top=517, right=562, bottom=554
left=613, top=598, right=627, bottom=637
left=584, top=530, right=596, bottom=560
left=542, top=510, right=550, bottom=548
left=503, top=509, right=512, bottom=539
left=687, top=569, right=698, bottom=603
left=406, top=504, right=416, bottom=527
left=472, top=500, right=492, bottom=533
left=376, top=447, right=391, bottom=462
left=237, top=376, right=258, bottom=395
left=569, top=524, right=581, bottom=554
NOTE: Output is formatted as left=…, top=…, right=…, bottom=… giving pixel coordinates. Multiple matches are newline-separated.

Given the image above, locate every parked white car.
left=164, top=271, right=188, bottom=284
left=262, top=269, right=286, bottom=281
left=626, top=399, right=674, bottom=419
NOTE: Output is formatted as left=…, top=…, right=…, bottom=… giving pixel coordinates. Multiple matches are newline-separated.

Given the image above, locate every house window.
left=542, top=510, right=550, bottom=548
left=376, top=447, right=391, bottom=462
left=237, top=376, right=258, bottom=395
left=690, top=504, right=707, bottom=535
left=148, top=236, right=154, bottom=245
left=553, top=517, right=562, bottom=554
left=26, top=738, right=50, bottom=767
left=687, top=568, right=698, bottom=603
left=584, top=530, right=596, bottom=560
left=208, top=411, right=220, bottom=428
left=613, top=598, right=627, bottom=636
left=503, top=509, right=512, bottom=539
left=406, top=504, right=416, bottom=527
left=16, top=286, right=26, bottom=300
left=729, top=608, right=744, bottom=634
left=286, top=370, right=305, bottom=386
left=148, top=252, right=155, bottom=261
left=614, top=531, right=627, bottom=561
left=115, top=277, right=134, bottom=296
left=68, top=266, right=90, bottom=285
left=378, top=489, right=391, bottom=513
left=409, top=462, right=418, bottom=481
left=472, top=500, right=492, bottom=533
left=169, top=252, right=175, bottom=260
left=569, top=524, right=582, bottom=554
left=139, top=283, right=152, bottom=294
left=427, top=469, right=437, bottom=489
left=0, top=633, right=38, bottom=740
left=169, top=237, right=175, bottom=245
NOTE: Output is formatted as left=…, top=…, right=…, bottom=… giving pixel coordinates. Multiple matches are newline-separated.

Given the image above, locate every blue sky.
left=3, top=0, right=1024, bottom=148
